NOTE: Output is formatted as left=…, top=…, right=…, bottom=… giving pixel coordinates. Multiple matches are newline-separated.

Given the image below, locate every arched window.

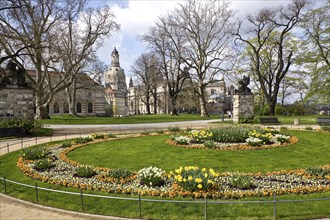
left=76, top=102, right=82, bottom=113
left=63, top=103, right=69, bottom=114
left=54, top=102, right=59, bottom=114
left=88, top=103, right=93, bottom=113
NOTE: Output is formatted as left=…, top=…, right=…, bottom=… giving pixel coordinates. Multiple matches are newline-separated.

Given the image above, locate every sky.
left=91, top=0, right=325, bottom=79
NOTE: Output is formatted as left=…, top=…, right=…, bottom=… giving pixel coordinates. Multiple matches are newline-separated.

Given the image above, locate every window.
left=63, top=103, right=69, bottom=113
left=54, top=102, right=59, bottom=114
left=88, top=103, right=93, bottom=113
left=211, top=89, right=216, bottom=95
left=76, top=102, right=82, bottom=113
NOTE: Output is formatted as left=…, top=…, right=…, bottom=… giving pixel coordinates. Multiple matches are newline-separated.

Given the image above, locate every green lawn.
left=39, top=114, right=220, bottom=125
left=68, top=130, right=330, bottom=173
left=0, top=130, right=329, bottom=219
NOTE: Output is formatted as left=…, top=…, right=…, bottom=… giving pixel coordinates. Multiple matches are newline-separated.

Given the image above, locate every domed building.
left=104, top=47, right=128, bottom=116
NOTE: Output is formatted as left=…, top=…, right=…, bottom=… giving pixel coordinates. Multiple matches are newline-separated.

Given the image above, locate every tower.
left=104, top=47, right=128, bottom=116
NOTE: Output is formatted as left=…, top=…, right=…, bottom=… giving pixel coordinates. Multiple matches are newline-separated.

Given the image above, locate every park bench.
left=316, top=118, right=330, bottom=126
left=259, top=117, right=280, bottom=125
left=0, top=127, right=26, bottom=137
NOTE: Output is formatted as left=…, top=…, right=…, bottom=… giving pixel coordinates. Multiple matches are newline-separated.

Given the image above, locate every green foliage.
left=140, top=131, right=150, bottom=135
left=238, top=116, right=256, bottom=124
left=209, top=125, right=262, bottom=143
left=20, top=147, right=49, bottom=160
left=91, top=133, right=106, bottom=139
left=305, top=167, right=330, bottom=178
left=107, top=168, right=133, bottom=180
left=190, top=130, right=213, bottom=143
left=156, top=130, right=164, bottom=134
left=0, top=118, right=42, bottom=134
left=168, top=127, right=181, bottom=133
left=74, top=136, right=93, bottom=144
left=76, top=166, right=95, bottom=178
left=60, top=141, right=72, bottom=148
left=204, top=140, right=216, bottom=148
left=321, top=126, right=330, bottom=131
left=107, top=133, right=117, bottom=138
left=172, top=166, right=216, bottom=192
left=230, top=174, right=255, bottom=190
left=34, top=159, right=53, bottom=171
left=275, top=104, right=287, bottom=115
left=138, top=167, right=165, bottom=187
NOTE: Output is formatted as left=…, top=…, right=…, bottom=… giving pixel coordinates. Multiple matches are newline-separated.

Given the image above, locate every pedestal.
left=233, top=94, right=254, bottom=123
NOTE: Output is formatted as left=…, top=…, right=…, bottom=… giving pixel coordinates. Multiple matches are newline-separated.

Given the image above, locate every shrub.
left=76, top=166, right=95, bottom=178
left=171, top=166, right=217, bottom=192
left=20, top=147, right=49, bottom=160
left=91, top=133, right=106, bottom=139
left=168, top=127, right=181, bottom=133
left=34, top=159, right=53, bottom=171
left=138, top=166, right=165, bottom=187
left=75, top=136, right=93, bottom=144
left=107, top=168, right=133, bottom=180
left=204, top=140, right=216, bottom=148
left=0, top=118, right=42, bottom=134
left=140, top=131, right=150, bottom=135
left=60, top=141, right=72, bottom=148
left=305, top=127, right=313, bottom=131
left=174, top=136, right=190, bottom=145
left=230, top=174, right=255, bottom=190
left=185, top=128, right=192, bottom=133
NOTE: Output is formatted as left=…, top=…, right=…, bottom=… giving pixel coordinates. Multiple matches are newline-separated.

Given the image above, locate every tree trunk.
left=34, top=94, right=50, bottom=119
left=170, top=96, right=179, bottom=116
left=199, top=86, right=209, bottom=117
left=66, top=85, right=78, bottom=116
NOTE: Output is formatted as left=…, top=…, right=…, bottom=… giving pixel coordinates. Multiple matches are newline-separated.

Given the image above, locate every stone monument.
left=0, top=60, right=34, bottom=119
left=233, top=75, right=254, bottom=123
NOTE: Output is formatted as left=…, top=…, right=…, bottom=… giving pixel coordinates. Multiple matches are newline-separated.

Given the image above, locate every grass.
left=67, top=130, right=330, bottom=173
left=0, top=131, right=329, bottom=219
left=39, top=114, right=220, bottom=125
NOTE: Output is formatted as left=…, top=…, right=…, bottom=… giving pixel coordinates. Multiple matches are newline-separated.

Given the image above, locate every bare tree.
left=52, top=1, right=119, bottom=116
left=141, top=15, right=190, bottom=116
left=131, top=53, right=162, bottom=114
left=173, top=0, right=236, bottom=117
left=235, top=0, right=308, bottom=115
left=0, top=0, right=118, bottom=119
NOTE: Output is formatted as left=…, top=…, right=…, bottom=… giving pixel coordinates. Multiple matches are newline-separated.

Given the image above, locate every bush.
left=0, top=118, right=42, bottom=134
left=305, top=127, right=313, bottom=131
left=34, top=159, right=53, bottom=171
left=156, top=130, right=164, bottom=134
left=140, top=131, right=150, bottom=135
left=138, top=166, right=165, bottom=187
left=204, top=140, right=216, bottom=148
left=107, top=168, right=133, bottom=180
left=230, top=174, right=255, bottom=190
left=75, top=136, right=93, bottom=144
left=20, top=147, right=49, bottom=160
left=76, top=166, right=95, bottom=178
left=171, top=166, right=216, bottom=192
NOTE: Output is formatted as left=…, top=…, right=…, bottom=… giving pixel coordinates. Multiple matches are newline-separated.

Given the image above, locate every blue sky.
left=93, top=0, right=325, bottom=79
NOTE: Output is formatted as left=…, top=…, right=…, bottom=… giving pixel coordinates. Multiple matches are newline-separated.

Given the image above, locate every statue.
left=0, top=60, right=27, bottom=87
left=234, top=75, right=252, bottom=95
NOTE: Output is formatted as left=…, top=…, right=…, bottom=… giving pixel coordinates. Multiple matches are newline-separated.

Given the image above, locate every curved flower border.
left=166, top=136, right=298, bottom=151
left=16, top=134, right=330, bottom=199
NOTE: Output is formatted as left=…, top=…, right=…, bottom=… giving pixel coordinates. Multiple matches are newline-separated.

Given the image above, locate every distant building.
left=104, top=47, right=128, bottom=116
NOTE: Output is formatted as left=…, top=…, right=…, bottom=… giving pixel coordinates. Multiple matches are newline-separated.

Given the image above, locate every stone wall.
left=233, top=94, right=254, bottom=123
left=0, top=88, right=34, bottom=119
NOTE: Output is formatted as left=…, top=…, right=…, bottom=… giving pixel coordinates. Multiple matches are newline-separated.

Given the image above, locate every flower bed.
left=16, top=132, right=330, bottom=199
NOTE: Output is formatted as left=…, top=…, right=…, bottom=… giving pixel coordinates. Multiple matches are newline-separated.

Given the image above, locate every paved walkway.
left=0, top=121, right=324, bottom=219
